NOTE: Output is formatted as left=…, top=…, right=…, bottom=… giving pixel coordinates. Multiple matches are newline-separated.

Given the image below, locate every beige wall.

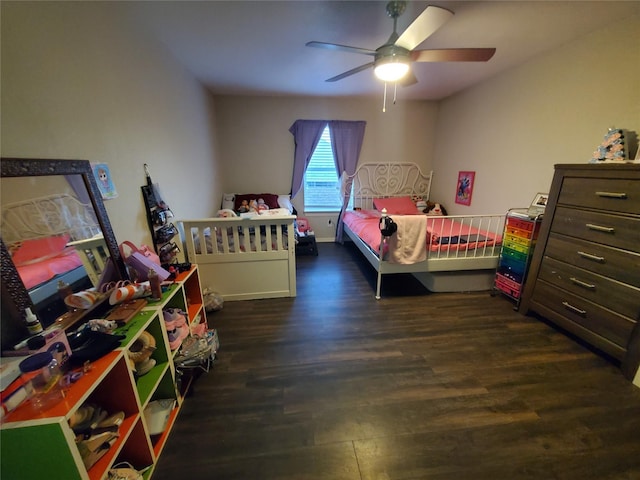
left=215, top=96, right=438, bottom=193
left=432, top=15, right=640, bottom=215
left=1, top=1, right=222, bottom=247
left=3, top=2, right=638, bottom=242
left=214, top=96, right=438, bottom=239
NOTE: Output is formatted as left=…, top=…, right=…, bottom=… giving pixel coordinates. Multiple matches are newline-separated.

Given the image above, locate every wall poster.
left=455, top=171, right=475, bottom=206
left=92, top=163, right=118, bottom=200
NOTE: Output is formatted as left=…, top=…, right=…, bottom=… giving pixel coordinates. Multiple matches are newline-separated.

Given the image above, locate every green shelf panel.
left=1, top=423, right=83, bottom=480
left=115, top=310, right=156, bottom=348
left=145, top=283, right=181, bottom=308
left=152, top=368, right=178, bottom=401
left=145, top=317, right=169, bottom=364
left=136, top=361, right=169, bottom=406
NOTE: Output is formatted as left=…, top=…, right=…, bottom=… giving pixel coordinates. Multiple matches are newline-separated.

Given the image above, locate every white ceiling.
left=128, top=1, right=640, bottom=100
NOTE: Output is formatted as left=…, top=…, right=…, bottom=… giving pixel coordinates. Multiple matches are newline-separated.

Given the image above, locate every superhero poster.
left=455, top=171, right=475, bottom=206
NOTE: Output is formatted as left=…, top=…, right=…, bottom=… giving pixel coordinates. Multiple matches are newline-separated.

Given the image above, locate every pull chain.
left=382, top=82, right=387, bottom=113
left=381, top=82, right=399, bottom=113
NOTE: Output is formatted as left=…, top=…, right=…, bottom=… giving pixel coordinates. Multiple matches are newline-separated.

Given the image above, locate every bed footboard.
left=179, top=215, right=297, bottom=301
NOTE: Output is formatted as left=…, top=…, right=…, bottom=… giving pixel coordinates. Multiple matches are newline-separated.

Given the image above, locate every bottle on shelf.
left=57, top=280, right=73, bottom=310
left=148, top=268, right=162, bottom=300
left=24, top=308, right=43, bottom=335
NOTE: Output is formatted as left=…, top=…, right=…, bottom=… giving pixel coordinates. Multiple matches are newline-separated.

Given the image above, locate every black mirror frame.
left=1, top=158, right=128, bottom=319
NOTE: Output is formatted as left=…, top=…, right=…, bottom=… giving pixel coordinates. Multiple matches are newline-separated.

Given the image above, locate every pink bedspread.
left=17, top=247, right=83, bottom=290
left=342, top=210, right=501, bottom=261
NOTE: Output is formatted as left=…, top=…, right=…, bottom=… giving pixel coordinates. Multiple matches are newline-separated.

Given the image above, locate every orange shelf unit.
left=1, top=265, right=209, bottom=480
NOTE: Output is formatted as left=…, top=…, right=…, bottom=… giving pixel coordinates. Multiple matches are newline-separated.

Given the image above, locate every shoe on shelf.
left=108, top=462, right=143, bottom=480
left=163, top=308, right=186, bottom=330
left=168, top=325, right=189, bottom=350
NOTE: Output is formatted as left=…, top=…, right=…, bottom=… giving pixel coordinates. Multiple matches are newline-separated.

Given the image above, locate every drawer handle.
left=569, top=277, right=596, bottom=290
left=562, top=301, right=587, bottom=316
left=586, top=223, right=615, bottom=234
left=577, top=251, right=605, bottom=263
left=595, top=191, right=627, bottom=199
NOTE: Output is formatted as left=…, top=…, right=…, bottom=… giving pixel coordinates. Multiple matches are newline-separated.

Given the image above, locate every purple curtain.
left=289, top=120, right=327, bottom=198
left=329, top=120, right=366, bottom=242
left=65, top=174, right=91, bottom=204
left=65, top=174, right=99, bottom=225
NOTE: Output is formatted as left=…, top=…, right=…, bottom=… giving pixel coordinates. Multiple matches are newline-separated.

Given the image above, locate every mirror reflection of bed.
left=1, top=175, right=108, bottom=329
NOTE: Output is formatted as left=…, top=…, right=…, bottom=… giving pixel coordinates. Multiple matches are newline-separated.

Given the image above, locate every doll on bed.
left=237, top=200, right=250, bottom=214
left=257, top=198, right=269, bottom=212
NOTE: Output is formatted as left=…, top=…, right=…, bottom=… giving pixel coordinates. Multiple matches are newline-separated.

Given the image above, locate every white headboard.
left=345, top=162, right=433, bottom=210
left=1, top=193, right=102, bottom=245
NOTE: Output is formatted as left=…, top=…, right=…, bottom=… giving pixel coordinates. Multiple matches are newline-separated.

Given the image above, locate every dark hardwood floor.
left=153, top=242, right=640, bottom=480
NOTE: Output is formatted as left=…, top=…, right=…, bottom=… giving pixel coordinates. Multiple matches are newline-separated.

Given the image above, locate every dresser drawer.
left=503, top=238, right=532, bottom=254
left=538, top=256, right=640, bottom=319
left=504, top=232, right=533, bottom=247
left=551, top=206, right=640, bottom=253
left=545, top=233, right=640, bottom=288
left=507, top=216, right=536, bottom=232
left=530, top=280, right=636, bottom=349
left=505, top=225, right=537, bottom=240
left=559, top=177, right=640, bottom=214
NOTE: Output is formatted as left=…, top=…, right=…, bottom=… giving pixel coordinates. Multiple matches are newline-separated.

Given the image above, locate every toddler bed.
left=180, top=198, right=297, bottom=301
left=342, top=163, right=504, bottom=298
left=1, top=194, right=106, bottom=304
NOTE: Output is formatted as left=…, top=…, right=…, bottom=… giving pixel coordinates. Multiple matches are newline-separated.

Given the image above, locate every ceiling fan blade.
left=395, top=6, right=453, bottom=51
left=325, top=62, right=375, bottom=82
left=411, top=48, right=496, bottom=62
left=306, top=41, right=376, bottom=56
left=399, top=70, right=418, bottom=87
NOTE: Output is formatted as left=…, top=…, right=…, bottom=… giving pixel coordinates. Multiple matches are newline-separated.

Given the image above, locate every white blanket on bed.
left=387, top=215, right=427, bottom=264
left=238, top=208, right=291, bottom=219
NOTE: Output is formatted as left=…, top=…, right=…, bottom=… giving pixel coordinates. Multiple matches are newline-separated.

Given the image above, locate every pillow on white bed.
left=373, top=196, right=419, bottom=215
left=277, top=195, right=294, bottom=213
left=222, top=193, right=236, bottom=210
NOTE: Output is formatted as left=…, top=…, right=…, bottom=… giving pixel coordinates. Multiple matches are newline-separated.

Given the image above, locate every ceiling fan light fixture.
left=374, top=57, right=410, bottom=82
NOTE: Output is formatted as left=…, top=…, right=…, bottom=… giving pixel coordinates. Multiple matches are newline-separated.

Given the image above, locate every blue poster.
left=92, top=163, right=118, bottom=200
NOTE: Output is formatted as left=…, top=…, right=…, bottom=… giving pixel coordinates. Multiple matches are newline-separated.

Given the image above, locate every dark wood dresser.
left=520, top=163, right=640, bottom=380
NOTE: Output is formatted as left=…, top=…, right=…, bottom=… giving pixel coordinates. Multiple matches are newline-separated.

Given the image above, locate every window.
left=303, top=125, right=342, bottom=212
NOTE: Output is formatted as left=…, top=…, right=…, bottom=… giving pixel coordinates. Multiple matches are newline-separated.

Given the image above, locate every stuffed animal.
left=217, top=209, right=237, bottom=218
left=425, top=201, right=447, bottom=216
left=257, top=198, right=269, bottom=212
left=249, top=199, right=259, bottom=213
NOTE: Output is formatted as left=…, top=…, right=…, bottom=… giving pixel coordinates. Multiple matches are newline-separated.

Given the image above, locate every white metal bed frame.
left=343, top=163, right=504, bottom=298
left=346, top=162, right=433, bottom=210
left=1, top=194, right=109, bottom=291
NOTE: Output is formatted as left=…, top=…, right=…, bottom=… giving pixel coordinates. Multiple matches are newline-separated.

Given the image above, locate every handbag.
left=119, top=241, right=170, bottom=282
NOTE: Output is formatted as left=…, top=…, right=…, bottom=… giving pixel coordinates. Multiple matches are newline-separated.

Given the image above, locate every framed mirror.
left=1, top=158, right=128, bottom=350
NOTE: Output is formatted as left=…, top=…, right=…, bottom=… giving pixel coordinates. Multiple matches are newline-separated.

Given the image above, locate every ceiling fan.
left=306, top=1, right=496, bottom=85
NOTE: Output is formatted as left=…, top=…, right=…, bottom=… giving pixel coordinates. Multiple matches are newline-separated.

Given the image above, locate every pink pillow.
left=373, top=196, right=418, bottom=214
left=10, top=234, right=71, bottom=266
